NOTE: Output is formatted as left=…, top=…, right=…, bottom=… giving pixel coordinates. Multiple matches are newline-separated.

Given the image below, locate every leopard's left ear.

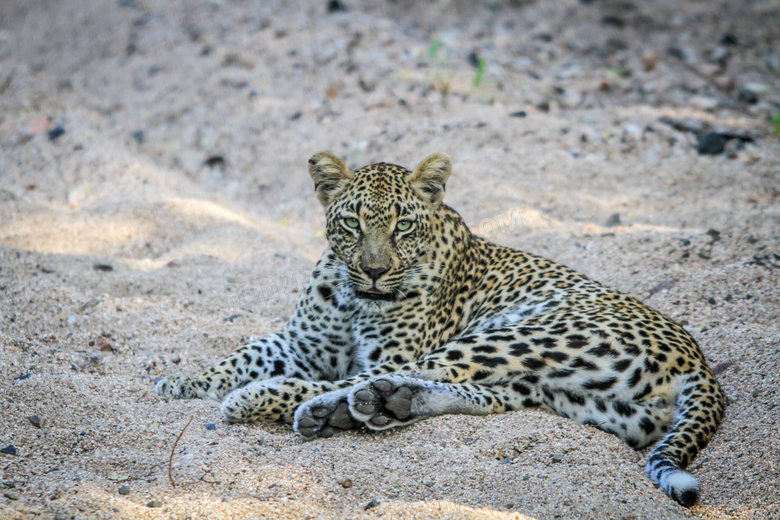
left=308, top=152, right=352, bottom=206
left=408, top=152, right=452, bottom=206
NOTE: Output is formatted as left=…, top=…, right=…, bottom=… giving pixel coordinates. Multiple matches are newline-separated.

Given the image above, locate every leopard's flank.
left=156, top=152, right=724, bottom=507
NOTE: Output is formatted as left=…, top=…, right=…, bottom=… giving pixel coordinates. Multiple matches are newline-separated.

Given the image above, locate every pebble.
left=640, top=51, right=659, bottom=72
left=604, top=213, right=621, bottom=227
left=118, top=486, right=130, bottom=495
left=327, top=0, right=347, bottom=13
left=28, top=415, right=41, bottom=428
left=3, top=492, right=19, bottom=501
left=205, top=423, right=216, bottom=431
left=737, top=86, right=759, bottom=104
left=707, top=297, right=717, bottom=305
left=48, top=125, right=65, bottom=141
left=93, top=263, right=114, bottom=272
left=364, top=499, right=380, bottom=510
left=41, top=263, right=56, bottom=273
left=1, top=445, right=17, bottom=455
left=509, top=110, right=526, bottom=118
left=696, top=132, right=728, bottom=155
left=130, top=130, right=144, bottom=144
left=147, top=500, right=163, bottom=507
left=337, top=478, right=353, bottom=488
left=720, top=33, right=738, bottom=46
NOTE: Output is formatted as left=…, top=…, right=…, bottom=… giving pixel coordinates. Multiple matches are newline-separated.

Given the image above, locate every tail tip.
left=663, top=470, right=700, bottom=507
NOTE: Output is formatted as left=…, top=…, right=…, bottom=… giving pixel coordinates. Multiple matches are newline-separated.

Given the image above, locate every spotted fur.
left=156, top=152, right=724, bottom=507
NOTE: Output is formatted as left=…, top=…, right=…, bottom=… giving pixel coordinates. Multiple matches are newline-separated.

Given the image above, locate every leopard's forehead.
left=332, top=162, right=424, bottom=215
left=349, top=162, right=410, bottom=198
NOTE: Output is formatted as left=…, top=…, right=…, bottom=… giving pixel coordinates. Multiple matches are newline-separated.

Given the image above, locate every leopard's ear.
left=308, top=152, right=352, bottom=206
left=408, top=152, right=452, bottom=206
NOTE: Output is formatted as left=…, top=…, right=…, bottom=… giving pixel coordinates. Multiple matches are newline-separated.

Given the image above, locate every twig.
left=168, top=416, right=193, bottom=488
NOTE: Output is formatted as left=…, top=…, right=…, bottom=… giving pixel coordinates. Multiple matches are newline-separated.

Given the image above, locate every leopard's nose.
left=361, top=265, right=388, bottom=281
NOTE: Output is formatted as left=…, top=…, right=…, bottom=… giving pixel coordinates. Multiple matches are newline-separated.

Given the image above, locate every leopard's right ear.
left=308, top=152, right=352, bottom=206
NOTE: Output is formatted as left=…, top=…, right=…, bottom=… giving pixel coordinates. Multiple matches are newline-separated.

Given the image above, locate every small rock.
left=118, top=486, right=130, bottom=495
left=698, top=249, right=712, bottom=260
left=130, top=130, right=144, bottom=144
left=204, top=423, right=217, bottom=431
left=509, top=110, right=527, bottom=118
left=467, top=51, right=480, bottom=68
left=707, top=297, right=716, bottom=305
left=327, top=0, right=347, bottom=13
left=696, top=132, right=728, bottom=155
left=28, top=415, right=41, bottom=428
left=737, top=86, right=759, bottom=104
left=93, top=263, right=114, bottom=272
left=725, top=294, right=733, bottom=302
left=364, top=499, right=380, bottom=510
left=720, top=33, right=738, bottom=46
left=712, top=361, right=734, bottom=375
left=697, top=63, right=721, bottom=78
left=48, top=125, right=65, bottom=141
left=147, top=500, right=163, bottom=508
left=3, top=492, right=18, bottom=501
left=337, top=478, right=353, bottom=488
left=1, top=445, right=17, bottom=455
left=604, top=213, right=621, bottom=227
left=710, top=46, right=729, bottom=65
left=713, top=75, right=734, bottom=90
left=551, top=454, right=563, bottom=463
left=203, top=155, right=226, bottom=170
left=640, top=51, right=659, bottom=72
left=41, top=264, right=56, bottom=273
left=14, top=373, right=31, bottom=381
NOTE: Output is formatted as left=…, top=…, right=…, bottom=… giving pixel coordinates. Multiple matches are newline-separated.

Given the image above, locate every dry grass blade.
left=168, top=416, right=194, bottom=488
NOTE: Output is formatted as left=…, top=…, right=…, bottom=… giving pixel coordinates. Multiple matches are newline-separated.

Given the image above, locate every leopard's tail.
left=645, top=371, right=724, bottom=507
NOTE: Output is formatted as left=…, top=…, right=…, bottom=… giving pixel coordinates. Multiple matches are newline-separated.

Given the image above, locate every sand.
left=1, top=1, right=778, bottom=519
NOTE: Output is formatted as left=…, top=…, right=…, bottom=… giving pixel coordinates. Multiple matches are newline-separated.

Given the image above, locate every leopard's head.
left=308, top=152, right=452, bottom=303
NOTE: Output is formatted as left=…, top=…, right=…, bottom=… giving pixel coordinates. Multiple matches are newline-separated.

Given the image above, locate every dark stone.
left=696, top=132, right=728, bottom=155
left=203, top=155, right=226, bottom=170
left=48, top=125, right=65, bottom=141
left=93, top=263, right=114, bottom=272
left=509, top=110, right=527, bottom=118
left=604, top=213, right=621, bottom=227
left=204, top=423, right=216, bottom=431
left=737, top=86, right=758, bottom=104
left=327, top=0, right=347, bottom=13
left=1, top=445, right=17, bottom=455
left=720, top=33, right=738, bottom=46
left=365, top=499, right=380, bottom=510
left=130, top=130, right=144, bottom=144
left=467, top=51, right=480, bottom=68
left=28, top=415, right=41, bottom=428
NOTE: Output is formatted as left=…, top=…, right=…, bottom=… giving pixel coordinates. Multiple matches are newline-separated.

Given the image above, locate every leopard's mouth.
left=356, top=288, right=396, bottom=302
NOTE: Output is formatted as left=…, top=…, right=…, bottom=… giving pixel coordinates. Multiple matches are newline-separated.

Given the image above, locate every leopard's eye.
left=395, top=220, right=413, bottom=232
left=344, top=217, right=360, bottom=229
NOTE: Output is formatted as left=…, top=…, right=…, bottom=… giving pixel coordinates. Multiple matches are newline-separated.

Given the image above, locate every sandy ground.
left=1, top=1, right=779, bottom=519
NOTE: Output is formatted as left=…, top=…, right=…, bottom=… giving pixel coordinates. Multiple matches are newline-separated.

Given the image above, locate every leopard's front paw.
left=293, top=389, right=356, bottom=440
left=348, top=376, right=424, bottom=431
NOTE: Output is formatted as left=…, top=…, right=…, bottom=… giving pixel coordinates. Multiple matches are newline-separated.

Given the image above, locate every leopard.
left=156, top=151, right=724, bottom=507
